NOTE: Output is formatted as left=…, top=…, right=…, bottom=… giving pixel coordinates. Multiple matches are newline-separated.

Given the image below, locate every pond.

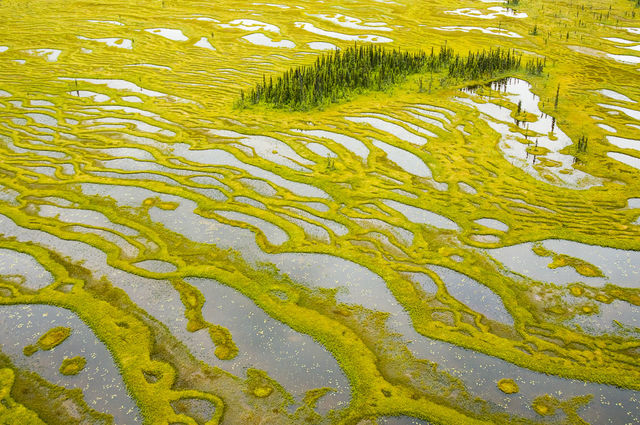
left=0, top=304, right=140, bottom=424
left=1, top=0, right=639, bottom=424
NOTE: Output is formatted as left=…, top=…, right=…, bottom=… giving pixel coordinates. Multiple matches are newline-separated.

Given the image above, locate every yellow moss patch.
left=302, top=387, right=333, bottom=408
left=22, top=345, right=38, bottom=357
left=213, top=345, right=235, bottom=361
left=574, top=263, right=603, bottom=278
left=532, top=244, right=553, bottom=258
left=569, top=286, right=584, bottom=297
left=548, top=256, right=571, bottom=268
left=208, top=326, right=238, bottom=360
left=581, top=306, right=595, bottom=314
left=547, top=306, right=565, bottom=315
left=245, top=368, right=292, bottom=404
left=157, top=202, right=179, bottom=211
left=186, top=319, right=206, bottom=332
left=595, top=294, right=612, bottom=304
left=512, top=111, right=538, bottom=123
left=532, top=394, right=558, bottom=416
left=0, top=368, right=46, bottom=424
left=497, top=378, right=519, bottom=394
left=536, top=158, right=562, bottom=167
left=252, top=387, right=273, bottom=398
left=537, top=247, right=604, bottom=278
left=526, top=146, right=550, bottom=156
left=59, top=357, right=86, bottom=376
left=37, top=327, right=71, bottom=351
left=0, top=368, right=13, bottom=400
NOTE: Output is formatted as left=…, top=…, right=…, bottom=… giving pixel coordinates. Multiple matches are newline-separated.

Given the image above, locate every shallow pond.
left=0, top=304, right=140, bottom=424
left=187, top=277, right=351, bottom=412
left=458, top=78, right=603, bottom=188
left=0, top=248, right=53, bottom=290
left=487, top=239, right=640, bottom=288
left=2, top=0, right=640, bottom=423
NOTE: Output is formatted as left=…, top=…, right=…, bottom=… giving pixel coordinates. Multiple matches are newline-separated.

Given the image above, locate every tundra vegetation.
left=239, top=45, right=545, bottom=110
left=0, top=0, right=638, bottom=424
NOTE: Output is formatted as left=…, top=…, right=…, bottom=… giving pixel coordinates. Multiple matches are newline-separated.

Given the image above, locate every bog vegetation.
left=238, top=44, right=545, bottom=110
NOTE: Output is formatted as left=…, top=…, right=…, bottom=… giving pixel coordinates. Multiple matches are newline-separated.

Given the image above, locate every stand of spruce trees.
left=240, top=44, right=545, bottom=110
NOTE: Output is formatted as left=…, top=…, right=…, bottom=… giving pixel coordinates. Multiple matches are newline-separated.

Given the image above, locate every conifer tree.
left=239, top=44, right=544, bottom=110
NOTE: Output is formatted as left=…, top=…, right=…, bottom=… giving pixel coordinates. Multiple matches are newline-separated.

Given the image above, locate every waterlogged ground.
left=0, top=0, right=639, bottom=424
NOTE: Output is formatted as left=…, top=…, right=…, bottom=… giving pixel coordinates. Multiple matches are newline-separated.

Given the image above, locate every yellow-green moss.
left=59, top=357, right=86, bottom=376
left=569, top=285, right=584, bottom=297
left=0, top=349, right=112, bottom=425
left=252, top=387, right=273, bottom=398
left=245, top=369, right=291, bottom=404
left=497, top=379, right=519, bottom=394
left=0, top=368, right=12, bottom=400
left=0, top=368, right=47, bottom=425
left=532, top=394, right=559, bottom=416
left=526, top=146, right=551, bottom=156
left=0, top=0, right=639, bottom=425
left=37, top=327, right=71, bottom=351
left=533, top=243, right=604, bottom=277
left=208, top=326, right=238, bottom=361
left=22, top=345, right=38, bottom=357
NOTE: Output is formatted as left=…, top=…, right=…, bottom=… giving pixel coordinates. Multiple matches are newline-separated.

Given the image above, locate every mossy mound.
left=156, top=202, right=179, bottom=211
left=59, top=357, right=86, bottom=376
left=22, top=345, right=38, bottom=357
left=208, top=326, right=238, bottom=360
left=245, top=369, right=288, bottom=401
left=497, top=378, right=519, bottom=394
left=533, top=244, right=604, bottom=277
left=569, top=286, right=584, bottom=297
left=37, top=327, right=71, bottom=351
left=526, top=146, right=550, bottom=156
left=252, top=387, right=273, bottom=398
left=532, top=394, right=558, bottom=416
left=580, top=305, right=597, bottom=314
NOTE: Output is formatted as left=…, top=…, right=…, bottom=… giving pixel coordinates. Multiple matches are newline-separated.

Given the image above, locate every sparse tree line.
left=238, top=44, right=545, bottom=110
left=447, top=48, right=544, bottom=80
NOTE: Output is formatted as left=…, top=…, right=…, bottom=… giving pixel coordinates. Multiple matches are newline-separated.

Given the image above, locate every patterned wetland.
left=0, top=0, right=639, bottom=424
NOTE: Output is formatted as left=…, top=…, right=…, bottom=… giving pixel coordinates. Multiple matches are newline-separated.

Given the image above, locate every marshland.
left=0, top=0, right=639, bottom=424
